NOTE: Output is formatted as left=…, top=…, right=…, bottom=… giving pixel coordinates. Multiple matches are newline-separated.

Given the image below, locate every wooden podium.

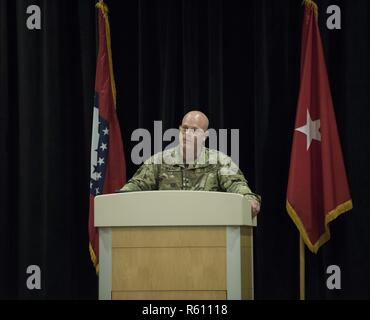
left=94, top=191, right=256, bottom=300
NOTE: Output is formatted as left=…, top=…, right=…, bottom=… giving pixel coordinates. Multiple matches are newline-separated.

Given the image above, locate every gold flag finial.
left=303, top=0, right=318, bottom=18
left=96, top=0, right=109, bottom=17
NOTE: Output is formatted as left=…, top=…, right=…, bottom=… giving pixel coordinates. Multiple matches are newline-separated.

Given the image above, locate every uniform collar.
left=172, top=145, right=208, bottom=169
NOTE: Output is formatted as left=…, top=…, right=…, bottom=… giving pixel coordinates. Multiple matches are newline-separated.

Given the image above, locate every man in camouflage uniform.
left=120, top=111, right=261, bottom=216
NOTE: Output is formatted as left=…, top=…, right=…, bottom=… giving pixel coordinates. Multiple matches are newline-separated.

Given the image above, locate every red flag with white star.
left=88, top=1, right=126, bottom=272
left=286, top=0, right=352, bottom=253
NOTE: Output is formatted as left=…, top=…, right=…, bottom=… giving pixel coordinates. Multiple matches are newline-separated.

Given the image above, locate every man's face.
left=179, top=121, right=207, bottom=162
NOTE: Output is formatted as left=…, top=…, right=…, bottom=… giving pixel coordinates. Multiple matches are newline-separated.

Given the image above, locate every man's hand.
left=250, top=199, right=261, bottom=217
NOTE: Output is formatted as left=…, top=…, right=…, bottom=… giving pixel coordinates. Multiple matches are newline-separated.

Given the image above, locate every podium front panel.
left=99, top=226, right=253, bottom=300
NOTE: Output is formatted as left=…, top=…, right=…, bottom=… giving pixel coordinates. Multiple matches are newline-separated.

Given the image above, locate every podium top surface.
left=94, top=191, right=256, bottom=227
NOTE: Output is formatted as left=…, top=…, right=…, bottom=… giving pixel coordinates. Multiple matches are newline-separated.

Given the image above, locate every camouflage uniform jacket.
left=120, top=146, right=261, bottom=203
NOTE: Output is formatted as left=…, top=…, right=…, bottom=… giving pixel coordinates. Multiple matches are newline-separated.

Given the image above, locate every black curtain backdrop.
left=0, top=0, right=369, bottom=299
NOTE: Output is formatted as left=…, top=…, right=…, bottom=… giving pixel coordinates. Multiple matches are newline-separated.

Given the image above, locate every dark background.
left=1, top=0, right=369, bottom=299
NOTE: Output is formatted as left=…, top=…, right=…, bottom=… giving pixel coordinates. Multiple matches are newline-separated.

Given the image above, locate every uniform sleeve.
left=217, top=156, right=261, bottom=203
left=120, top=163, right=158, bottom=192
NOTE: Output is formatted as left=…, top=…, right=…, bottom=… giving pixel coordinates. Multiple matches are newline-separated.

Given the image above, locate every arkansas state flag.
left=286, top=0, right=352, bottom=253
left=89, top=1, right=126, bottom=272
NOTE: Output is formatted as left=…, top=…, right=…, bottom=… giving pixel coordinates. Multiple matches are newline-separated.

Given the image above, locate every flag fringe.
left=286, top=199, right=353, bottom=253
left=303, top=0, right=318, bottom=19
left=89, top=242, right=100, bottom=275
left=95, top=1, right=117, bottom=109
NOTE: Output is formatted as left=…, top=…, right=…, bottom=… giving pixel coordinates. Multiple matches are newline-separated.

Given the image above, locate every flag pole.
left=300, top=236, right=305, bottom=300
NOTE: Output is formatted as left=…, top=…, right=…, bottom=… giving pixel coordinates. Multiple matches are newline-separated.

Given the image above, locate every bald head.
left=181, top=111, right=209, bottom=131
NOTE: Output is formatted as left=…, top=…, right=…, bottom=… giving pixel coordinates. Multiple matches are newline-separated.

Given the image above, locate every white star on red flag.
left=295, top=109, right=321, bottom=150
